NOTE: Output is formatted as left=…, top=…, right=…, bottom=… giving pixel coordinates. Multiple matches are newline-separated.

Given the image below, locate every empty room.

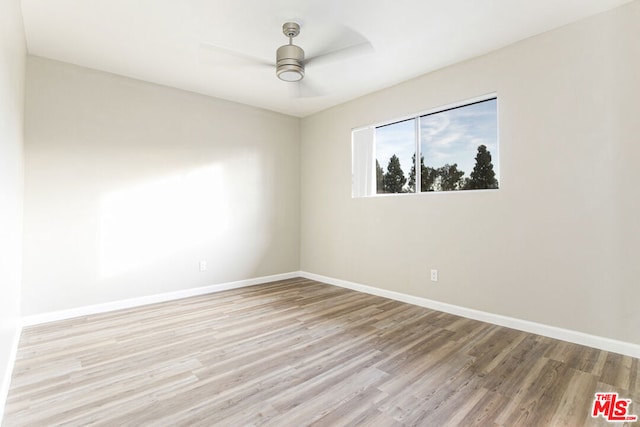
left=1, top=0, right=639, bottom=425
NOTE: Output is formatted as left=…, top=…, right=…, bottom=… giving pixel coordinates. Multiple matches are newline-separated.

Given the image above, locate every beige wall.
left=300, top=1, right=640, bottom=345
left=22, top=57, right=300, bottom=315
left=0, top=0, right=26, bottom=405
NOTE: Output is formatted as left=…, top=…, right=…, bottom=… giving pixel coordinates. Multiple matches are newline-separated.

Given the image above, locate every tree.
left=408, top=153, right=438, bottom=192
left=466, top=145, right=498, bottom=189
left=376, top=159, right=385, bottom=194
left=438, top=163, right=466, bottom=191
left=383, top=154, right=406, bottom=193
left=407, top=154, right=418, bottom=192
left=423, top=167, right=438, bottom=192
left=461, top=177, right=471, bottom=190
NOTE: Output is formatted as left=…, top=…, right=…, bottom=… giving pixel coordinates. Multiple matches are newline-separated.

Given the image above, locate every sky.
left=375, top=98, right=499, bottom=187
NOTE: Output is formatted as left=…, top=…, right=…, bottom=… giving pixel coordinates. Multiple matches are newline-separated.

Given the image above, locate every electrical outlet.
left=430, top=269, right=438, bottom=282
left=199, top=260, right=207, bottom=272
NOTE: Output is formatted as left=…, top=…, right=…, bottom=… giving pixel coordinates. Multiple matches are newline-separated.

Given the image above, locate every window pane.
left=419, top=98, right=498, bottom=192
left=375, top=119, right=415, bottom=194
left=351, top=127, right=375, bottom=197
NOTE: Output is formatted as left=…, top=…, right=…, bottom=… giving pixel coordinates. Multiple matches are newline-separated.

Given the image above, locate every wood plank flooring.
left=3, top=278, right=639, bottom=426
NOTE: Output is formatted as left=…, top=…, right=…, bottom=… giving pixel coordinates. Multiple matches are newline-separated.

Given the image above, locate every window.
left=352, top=95, right=499, bottom=197
left=376, top=119, right=416, bottom=194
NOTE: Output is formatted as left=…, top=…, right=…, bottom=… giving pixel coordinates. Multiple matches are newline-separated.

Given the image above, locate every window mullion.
left=415, top=117, right=420, bottom=193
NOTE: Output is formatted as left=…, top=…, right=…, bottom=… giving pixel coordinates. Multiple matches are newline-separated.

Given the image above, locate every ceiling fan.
left=200, top=21, right=374, bottom=95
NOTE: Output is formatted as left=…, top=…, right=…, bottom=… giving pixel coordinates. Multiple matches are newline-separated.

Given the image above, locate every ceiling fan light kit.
left=276, top=22, right=305, bottom=82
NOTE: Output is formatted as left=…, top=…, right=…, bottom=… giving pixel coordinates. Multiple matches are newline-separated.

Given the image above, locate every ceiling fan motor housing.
left=276, top=44, right=305, bottom=81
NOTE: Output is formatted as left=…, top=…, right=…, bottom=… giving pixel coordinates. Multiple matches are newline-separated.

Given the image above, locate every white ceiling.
left=21, top=0, right=632, bottom=117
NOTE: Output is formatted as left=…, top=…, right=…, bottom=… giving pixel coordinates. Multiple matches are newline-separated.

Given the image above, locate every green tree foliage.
left=421, top=167, right=438, bottom=192
left=438, top=163, right=466, bottom=191
left=407, top=154, right=418, bottom=192
left=376, top=159, right=385, bottom=194
left=466, top=145, right=498, bottom=189
left=378, top=144, right=498, bottom=194
left=383, top=154, right=406, bottom=193
left=461, top=177, right=471, bottom=190
left=408, top=153, right=438, bottom=192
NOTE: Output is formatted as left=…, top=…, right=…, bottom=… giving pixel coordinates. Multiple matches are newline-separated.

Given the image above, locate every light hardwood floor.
left=3, top=278, right=639, bottom=426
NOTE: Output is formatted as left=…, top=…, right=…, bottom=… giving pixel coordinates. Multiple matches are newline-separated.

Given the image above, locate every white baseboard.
left=299, top=271, right=640, bottom=359
left=0, top=325, right=22, bottom=424
left=17, top=270, right=640, bottom=359
left=21, top=272, right=301, bottom=326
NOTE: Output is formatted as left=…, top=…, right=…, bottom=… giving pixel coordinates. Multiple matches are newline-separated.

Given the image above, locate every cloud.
left=420, top=114, right=450, bottom=138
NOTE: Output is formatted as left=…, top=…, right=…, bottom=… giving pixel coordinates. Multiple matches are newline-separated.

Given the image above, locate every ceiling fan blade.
left=287, top=79, right=323, bottom=98
left=304, top=40, right=374, bottom=68
left=299, top=79, right=324, bottom=98
left=199, top=41, right=274, bottom=68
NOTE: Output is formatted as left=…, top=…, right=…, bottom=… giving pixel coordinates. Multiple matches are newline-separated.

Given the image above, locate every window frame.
left=352, top=93, right=499, bottom=198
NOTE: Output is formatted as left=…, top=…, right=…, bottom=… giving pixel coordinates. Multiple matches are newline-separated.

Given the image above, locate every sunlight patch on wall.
left=99, top=164, right=230, bottom=279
